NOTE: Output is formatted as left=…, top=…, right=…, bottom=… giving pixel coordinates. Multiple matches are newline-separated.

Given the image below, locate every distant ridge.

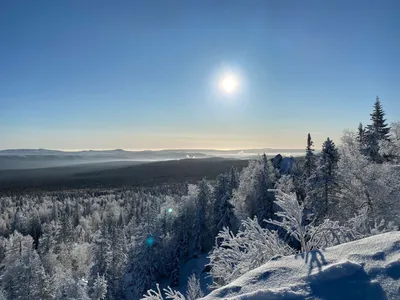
left=0, top=148, right=304, bottom=156
left=0, top=148, right=305, bottom=170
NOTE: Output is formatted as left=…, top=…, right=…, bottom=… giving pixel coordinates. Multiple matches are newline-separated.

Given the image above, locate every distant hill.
left=0, top=148, right=304, bottom=170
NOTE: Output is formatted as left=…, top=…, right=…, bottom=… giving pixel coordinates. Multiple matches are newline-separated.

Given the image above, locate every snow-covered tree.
left=90, top=227, right=111, bottom=284
left=357, top=122, right=365, bottom=145
left=208, top=217, right=293, bottom=288
left=347, top=214, right=398, bottom=239
left=91, top=273, right=107, bottom=300
left=169, top=244, right=180, bottom=287
left=275, top=175, right=296, bottom=194
left=363, top=128, right=382, bottom=163
left=232, top=157, right=276, bottom=226
left=57, top=277, right=90, bottom=300
left=213, top=174, right=236, bottom=236
left=193, top=179, right=212, bottom=256
left=0, top=289, right=6, bottom=300
left=379, top=121, right=400, bottom=162
left=337, top=130, right=400, bottom=224
left=306, top=138, right=340, bottom=223
left=141, top=284, right=185, bottom=300
left=125, top=226, right=159, bottom=299
left=2, top=232, right=54, bottom=300
left=267, top=190, right=355, bottom=252
left=363, top=96, right=392, bottom=162
left=367, top=96, right=391, bottom=141
left=304, top=133, right=316, bottom=179
left=186, top=273, right=203, bottom=300
left=228, top=166, right=239, bottom=191
left=108, top=218, right=127, bottom=299
left=255, top=156, right=275, bottom=226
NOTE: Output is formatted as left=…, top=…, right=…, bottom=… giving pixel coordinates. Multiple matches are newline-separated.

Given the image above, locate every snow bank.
left=201, top=231, right=400, bottom=300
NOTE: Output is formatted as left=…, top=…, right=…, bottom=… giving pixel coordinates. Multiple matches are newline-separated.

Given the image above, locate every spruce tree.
left=228, top=166, right=239, bottom=191
left=169, top=244, right=180, bottom=287
left=213, top=173, right=236, bottom=235
left=316, top=138, right=340, bottom=222
left=364, top=129, right=382, bottom=163
left=108, top=220, right=127, bottom=300
left=256, top=155, right=275, bottom=227
left=194, top=179, right=211, bottom=256
left=304, top=133, right=316, bottom=179
left=91, top=274, right=107, bottom=300
left=368, top=96, right=391, bottom=140
left=357, top=122, right=365, bottom=145
left=364, top=96, right=391, bottom=162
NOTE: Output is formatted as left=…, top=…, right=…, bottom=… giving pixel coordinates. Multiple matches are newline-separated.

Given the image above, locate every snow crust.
left=201, top=231, right=400, bottom=300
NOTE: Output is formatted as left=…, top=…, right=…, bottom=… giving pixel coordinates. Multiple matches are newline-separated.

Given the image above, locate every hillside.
left=201, top=231, right=400, bottom=300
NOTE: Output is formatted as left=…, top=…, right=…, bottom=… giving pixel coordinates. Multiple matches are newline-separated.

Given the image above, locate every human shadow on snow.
left=294, top=249, right=328, bottom=276
left=308, top=263, right=387, bottom=300
left=305, top=249, right=328, bottom=276
left=295, top=249, right=387, bottom=300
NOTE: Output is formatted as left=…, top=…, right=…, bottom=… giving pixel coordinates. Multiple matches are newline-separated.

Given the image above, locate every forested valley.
left=0, top=97, right=399, bottom=300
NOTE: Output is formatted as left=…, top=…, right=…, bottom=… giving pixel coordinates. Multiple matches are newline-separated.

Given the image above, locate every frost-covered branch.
left=267, top=189, right=356, bottom=252
left=142, top=284, right=186, bottom=300
left=208, top=217, right=293, bottom=288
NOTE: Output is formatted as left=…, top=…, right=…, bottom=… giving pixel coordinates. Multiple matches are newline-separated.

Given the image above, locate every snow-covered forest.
left=0, top=97, right=399, bottom=300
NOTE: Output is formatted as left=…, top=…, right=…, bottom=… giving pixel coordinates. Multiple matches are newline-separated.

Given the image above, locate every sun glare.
left=219, top=73, right=239, bottom=94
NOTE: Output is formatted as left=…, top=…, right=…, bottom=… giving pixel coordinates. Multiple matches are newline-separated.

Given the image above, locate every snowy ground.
left=201, top=231, right=400, bottom=300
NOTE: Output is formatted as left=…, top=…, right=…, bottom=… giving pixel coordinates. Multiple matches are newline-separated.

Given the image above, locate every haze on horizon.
left=1, top=1, right=399, bottom=151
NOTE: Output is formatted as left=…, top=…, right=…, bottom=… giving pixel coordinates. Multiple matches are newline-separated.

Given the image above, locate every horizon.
left=1, top=1, right=399, bottom=150
left=0, top=146, right=305, bottom=152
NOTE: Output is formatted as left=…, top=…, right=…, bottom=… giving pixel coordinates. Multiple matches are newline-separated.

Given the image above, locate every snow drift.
left=201, top=231, right=400, bottom=300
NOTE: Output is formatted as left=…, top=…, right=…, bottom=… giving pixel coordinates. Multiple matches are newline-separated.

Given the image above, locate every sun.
left=219, top=73, right=239, bottom=94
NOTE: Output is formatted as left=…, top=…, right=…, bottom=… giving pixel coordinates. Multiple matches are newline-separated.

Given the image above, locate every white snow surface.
left=201, top=231, right=400, bottom=300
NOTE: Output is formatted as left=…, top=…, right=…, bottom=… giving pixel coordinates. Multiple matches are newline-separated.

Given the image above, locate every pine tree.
left=126, top=232, right=158, bottom=299
left=2, top=233, right=53, bottom=300
left=368, top=96, right=391, bottom=140
left=363, top=129, right=382, bottom=163
left=193, top=179, right=211, bottom=256
left=304, top=134, right=316, bottom=178
left=357, top=122, right=365, bottom=145
left=256, top=155, right=275, bottom=227
left=52, top=199, right=59, bottom=224
left=216, top=193, right=236, bottom=234
left=311, top=138, right=340, bottom=223
left=228, top=166, right=239, bottom=191
left=91, top=274, right=107, bottom=300
left=55, top=210, right=74, bottom=252
left=169, top=244, right=180, bottom=287
left=213, top=174, right=236, bottom=235
left=177, top=208, right=190, bottom=262
left=363, top=96, right=391, bottom=162
left=90, top=226, right=111, bottom=292
left=108, top=219, right=127, bottom=300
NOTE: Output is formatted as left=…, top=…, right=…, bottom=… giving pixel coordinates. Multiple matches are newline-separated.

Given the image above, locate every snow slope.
left=202, top=231, right=400, bottom=300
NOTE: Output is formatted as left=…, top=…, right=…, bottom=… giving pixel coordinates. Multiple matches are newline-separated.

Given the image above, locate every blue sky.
left=1, top=0, right=399, bottom=150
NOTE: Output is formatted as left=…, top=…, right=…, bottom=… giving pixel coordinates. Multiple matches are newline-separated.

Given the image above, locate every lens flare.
left=146, top=236, right=155, bottom=247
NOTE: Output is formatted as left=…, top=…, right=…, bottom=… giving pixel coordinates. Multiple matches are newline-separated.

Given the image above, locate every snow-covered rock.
left=201, top=231, right=400, bottom=300
left=271, top=154, right=299, bottom=175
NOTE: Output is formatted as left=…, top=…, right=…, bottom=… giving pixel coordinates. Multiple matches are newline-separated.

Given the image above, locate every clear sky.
left=1, top=0, right=399, bottom=150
